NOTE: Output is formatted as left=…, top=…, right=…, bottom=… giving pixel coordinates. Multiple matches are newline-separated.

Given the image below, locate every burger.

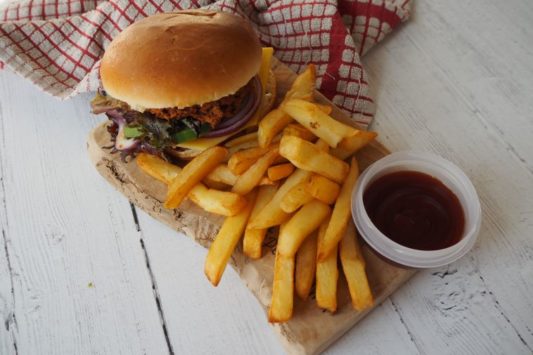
left=91, top=10, right=276, bottom=161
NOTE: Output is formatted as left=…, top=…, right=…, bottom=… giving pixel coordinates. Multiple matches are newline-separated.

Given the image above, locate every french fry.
left=224, top=132, right=258, bottom=148
left=318, top=157, right=359, bottom=260
left=340, top=221, right=374, bottom=311
left=259, top=176, right=276, bottom=186
left=188, top=185, right=247, bottom=216
left=202, top=179, right=229, bottom=191
left=277, top=200, right=331, bottom=257
left=228, top=146, right=271, bottom=175
left=268, top=252, right=295, bottom=323
left=315, top=103, right=333, bottom=115
left=283, top=123, right=316, bottom=142
left=248, top=169, right=312, bottom=229
left=165, top=146, right=228, bottom=209
left=267, top=163, right=295, bottom=181
left=243, top=184, right=278, bottom=259
left=205, top=170, right=273, bottom=189
left=280, top=135, right=349, bottom=183
left=232, top=146, right=279, bottom=195
left=136, top=153, right=180, bottom=184
left=205, top=164, right=238, bottom=186
left=295, top=232, right=318, bottom=300
left=227, top=139, right=259, bottom=157
left=203, top=164, right=274, bottom=188
left=316, top=218, right=338, bottom=312
left=331, top=131, right=378, bottom=160
left=280, top=182, right=313, bottom=213
left=281, top=99, right=357, bottom=148
left=258, top=64, right=317, bottom=149
left=259, top=47, right=274, bottom=91
left=315, top=138, right=330, bottom=152
left=258, top=109, right=292, bottom=148
left=136, top=154, right=245, bottom=216
left=205, top=191, right=256, bottom=286
left=284, top=64, right=316, bottom=101
left=306, top=174, right=340, bottom=205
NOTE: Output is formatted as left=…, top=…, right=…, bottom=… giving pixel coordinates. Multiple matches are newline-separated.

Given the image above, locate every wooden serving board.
left=87, top=60, right=415, bottom=355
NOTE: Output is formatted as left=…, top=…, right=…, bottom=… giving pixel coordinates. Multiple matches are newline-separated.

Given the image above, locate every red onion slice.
left=107, top=110, right=140, bottom=151
left=201, top=76, right=262, bottom=138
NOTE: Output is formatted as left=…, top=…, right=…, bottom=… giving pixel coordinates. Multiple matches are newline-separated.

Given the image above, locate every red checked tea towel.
left=0, top=0, right=411, bottom=127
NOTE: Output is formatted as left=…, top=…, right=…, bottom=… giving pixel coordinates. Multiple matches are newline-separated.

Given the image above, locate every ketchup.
left=363, top=171, right=464, bottom=250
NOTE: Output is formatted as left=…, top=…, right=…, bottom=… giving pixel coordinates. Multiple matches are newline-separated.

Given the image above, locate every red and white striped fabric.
left=0, top=0, right=411, bottom=127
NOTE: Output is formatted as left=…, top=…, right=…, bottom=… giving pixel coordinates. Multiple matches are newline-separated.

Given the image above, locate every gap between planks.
left=0, top=98, right=18, bottom=355
left=389, top=297, right=422, bottom=354
left=1, top=229, right=19, bottom=355
left=129, top=203, right=175, bottom=355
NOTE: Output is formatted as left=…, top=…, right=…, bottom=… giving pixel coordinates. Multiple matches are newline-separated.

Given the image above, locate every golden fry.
left=340, top=221, right=374, bottom=311
left=306, top=174, right=340, bottom=205
left=136, top=153, right=180, bottom=184
left=295, top=232, right=318, bottom=300
left=232, top=146, right=279, bottom=195
left=315, top=103, right=333, bottom=115
left=258, top=108, right=292, bottom=148
left=259, top=47, right=274, bottom=91
left=284, top=64, right=316, bottom=101
left=267, top=163, right=295, bottom=181
left=315, top=139, right=330, bottom=152
left=268, top=252, right=295, bottom=323
left=259, top=176, right=276, bottom=186
left=228, top=146, right=271, bottom=175
left=316, top=218, right=338, bottom=312
left=188, top=185, right=247, bottom=216
left=243, top=184, right=278, bottom=259
left=205, top=164, right=238, bottom=186
left=164, top=146, right=228, bottom=209
left=331, top=131, right=378, bottom=160
left=283, top=123, right=316, bottom=142
left=202, top=179, right=229, bottom=191
left=136, top=154, right=244, bottom=216
left=280, top=135, right=349, bottom=183
left=281, top=99, right=357, bottom=148
left=227, top=139, right=259, bottom=157
left=224, top=132, right=259, bottom=148
left=204, top=192, right=256, bottom=286
left=258, top=64, right=317, bottom=149
left=280, top=182, right=313, bottom=213
left=318, top=157, right=359, bottom=260
left=277, top=200, right=331, bottom=257
left=248, top=169, right=312, bottom=229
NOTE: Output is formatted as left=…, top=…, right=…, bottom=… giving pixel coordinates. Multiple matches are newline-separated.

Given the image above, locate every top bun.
left=100, top=11, right=262, bottom=110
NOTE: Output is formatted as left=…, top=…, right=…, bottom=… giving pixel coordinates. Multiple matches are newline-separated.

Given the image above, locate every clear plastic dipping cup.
left=352, top=151, right=482, bottom=269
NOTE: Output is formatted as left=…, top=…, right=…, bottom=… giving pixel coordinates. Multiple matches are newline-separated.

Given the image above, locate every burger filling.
left=91, top=77, right=260, bottom=160
left=147, top=87, right=247, bottom=127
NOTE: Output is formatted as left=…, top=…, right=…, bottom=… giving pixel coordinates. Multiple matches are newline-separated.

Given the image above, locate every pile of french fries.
left=136, top=57, right=378, bottom=322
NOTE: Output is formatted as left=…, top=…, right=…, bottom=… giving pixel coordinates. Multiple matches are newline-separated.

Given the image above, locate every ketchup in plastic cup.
left=352, top=151, right=481, bottom=269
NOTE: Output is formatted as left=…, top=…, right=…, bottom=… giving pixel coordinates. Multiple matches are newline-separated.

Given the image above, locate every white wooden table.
left=1, top=1, right=532, bottom=354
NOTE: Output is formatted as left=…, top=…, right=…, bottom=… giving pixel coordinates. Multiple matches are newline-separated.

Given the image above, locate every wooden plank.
left=361, top=1, right=533, bottom=352
left=0, top=226, right=16, bottom=355
left=87, top=59, right=415, bottom=355
left=0, top=72, right=169, bottom=354
left=0, top=98, right=17, bottom=355
left=407, top=0, right=533, bottom=171
left=134, top=208, right=284, bottom=355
